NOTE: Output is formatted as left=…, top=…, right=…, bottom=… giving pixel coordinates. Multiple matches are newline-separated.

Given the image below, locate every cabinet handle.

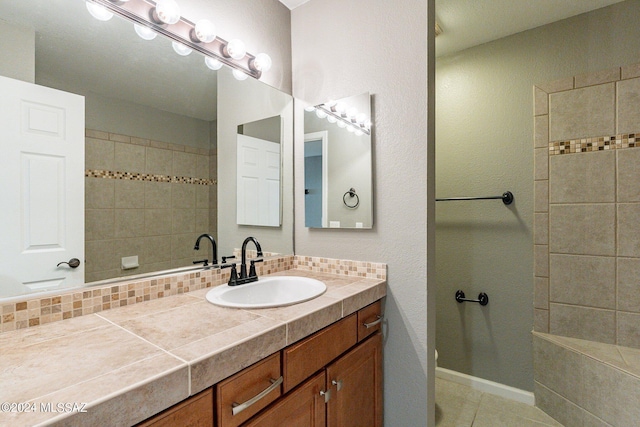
left=231, top=376, right=283, bottom=416
left=331, top=379, right=343, bottom=391
left=319, top=389, right=332, bottom=403
left=363, top=315, right=383, bottom=329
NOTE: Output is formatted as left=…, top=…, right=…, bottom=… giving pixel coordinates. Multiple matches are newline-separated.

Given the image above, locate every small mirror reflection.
left=304, top=92, right=373, bottom=229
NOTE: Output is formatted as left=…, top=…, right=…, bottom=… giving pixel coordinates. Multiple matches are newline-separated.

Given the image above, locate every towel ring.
left=343, top=188, right=360, bottom=209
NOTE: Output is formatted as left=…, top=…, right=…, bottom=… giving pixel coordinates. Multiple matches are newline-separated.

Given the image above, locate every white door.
left=236, top=134, right=281, bottom=226
left=0, top=75, right=85, bottom=298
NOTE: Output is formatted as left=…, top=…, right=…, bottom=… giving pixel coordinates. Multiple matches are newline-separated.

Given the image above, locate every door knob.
left=57, top=258, right=81, bottom=269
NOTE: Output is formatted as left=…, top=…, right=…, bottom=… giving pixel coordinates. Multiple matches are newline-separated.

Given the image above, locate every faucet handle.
left=248, top=258, right=264, bottom=278
left=222, top=263, right=239, bottom=286
left=222, top=255, right=236, bottom=264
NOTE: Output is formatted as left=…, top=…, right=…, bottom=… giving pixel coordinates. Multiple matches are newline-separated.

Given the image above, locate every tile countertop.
left=0, top=269, right=386, bottom=427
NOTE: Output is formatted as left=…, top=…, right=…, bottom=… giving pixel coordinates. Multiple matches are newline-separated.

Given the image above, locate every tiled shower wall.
left=85, top=129, right=217, bottom=283
left=534, top=63, right=640, bottom=349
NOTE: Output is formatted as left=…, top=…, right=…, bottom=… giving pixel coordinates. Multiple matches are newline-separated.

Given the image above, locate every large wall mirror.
left=0, top=0, right=293, bottom=300
left=303, top=92, right=373, bottom=229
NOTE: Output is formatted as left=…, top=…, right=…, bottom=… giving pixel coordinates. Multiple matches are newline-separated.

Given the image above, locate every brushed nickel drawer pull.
left=332, top=379, right=343, bottom=391
left=363, top=315, right=383, bottom=329
left=231, top=376, right=283, bottom=416
left=320, top=389, right=332, bottom=403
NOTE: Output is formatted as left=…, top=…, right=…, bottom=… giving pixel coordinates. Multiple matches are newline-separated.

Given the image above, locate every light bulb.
left=327, top=115, right=337, bottom=123
left=172, top=41, right=192, bottom=56
left=204, top=57, right=223, bottom=70
left=251, top=53, right=272, bottom=72
left=153, top=0, right=181, bottom=24
left=304, top=106, right=316, bottom=112
left=316, top=109, right=327, bottom=119
left=337, top=121, right=347, bottom=128
left=355, top=129, right=364, bottom=136
left=356, top=113, right=367, bottom=124
left=346, top=107, right=358, bottom=118
left=232, top=69, right=249, bottom=81
left=193, top=19, right=216, bottom=43
left=335, top=103, right=346, bottom=115
left=346, top=125, right=356, bottom=133
left=86, top=1, right=113, bottom=21
left=225, top=39, right=246, bottom=60
left=325, top=100, right=337, bottom=108
left=134, top=23, right=157, bottom=40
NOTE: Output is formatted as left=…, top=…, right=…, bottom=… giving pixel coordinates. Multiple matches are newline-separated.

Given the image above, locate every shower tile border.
left=548, top=133, right=639, bottom=156
left=86, top=169, right=216, bottom=186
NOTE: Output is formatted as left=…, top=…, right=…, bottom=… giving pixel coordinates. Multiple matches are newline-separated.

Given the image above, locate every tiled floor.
left=435, top=377, right=563, bottom=427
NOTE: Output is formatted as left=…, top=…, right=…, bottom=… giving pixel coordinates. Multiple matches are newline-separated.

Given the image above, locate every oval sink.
left=205, top=276, right=327, bottom=308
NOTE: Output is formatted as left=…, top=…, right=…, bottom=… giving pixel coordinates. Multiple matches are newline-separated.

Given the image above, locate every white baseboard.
left=436, top=367, right=535, bottom=406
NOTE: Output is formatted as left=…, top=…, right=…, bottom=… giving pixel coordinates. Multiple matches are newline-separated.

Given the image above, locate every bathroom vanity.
left=140, top=300, right=382, bottom=426
left=0, top=261, right=386, bottom=426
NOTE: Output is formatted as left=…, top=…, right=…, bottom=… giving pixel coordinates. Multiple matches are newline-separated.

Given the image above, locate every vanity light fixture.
left=85, top=0, right=272, bottom=80
left=308, top=102, right=371, bottom=136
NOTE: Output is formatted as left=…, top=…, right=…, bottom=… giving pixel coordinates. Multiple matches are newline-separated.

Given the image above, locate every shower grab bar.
left=436, top=191, right=514, bottom=205
left=455, top=290, right=489, bottom=306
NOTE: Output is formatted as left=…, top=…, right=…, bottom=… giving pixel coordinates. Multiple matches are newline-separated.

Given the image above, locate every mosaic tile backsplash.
left=0, top=255, right=386, bottom=334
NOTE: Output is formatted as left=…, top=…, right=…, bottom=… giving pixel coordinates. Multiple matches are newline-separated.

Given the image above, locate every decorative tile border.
left=0, top=256, right=386, bottom=335
left=293, top=256, right=387, bottom=280
left=549, top=133, right=639, bottom=155
left=86, top=169, right=216, bottom=186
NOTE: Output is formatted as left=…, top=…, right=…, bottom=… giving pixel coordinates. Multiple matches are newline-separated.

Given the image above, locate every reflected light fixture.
left=86, top=2, right=113, bottom=21
left=205, top=56, right=223, bottom=70
left=134, top=23, right=157, bottom=40
left=232, top=69, right=248, bottom=81
left=310, top=101, right=371, bottom=136
left=172, top=41, right=192, bottom=56
left=85, top=0, right=272, bottom=80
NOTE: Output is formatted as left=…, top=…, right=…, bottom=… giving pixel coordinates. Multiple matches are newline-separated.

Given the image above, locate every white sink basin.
left=205, top=276, right=327, bottom=308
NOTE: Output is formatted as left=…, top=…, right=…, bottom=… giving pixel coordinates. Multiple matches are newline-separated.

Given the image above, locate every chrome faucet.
left=193, top=233, right=218, bottom=266
left=239, top=236, right=264, bottom=282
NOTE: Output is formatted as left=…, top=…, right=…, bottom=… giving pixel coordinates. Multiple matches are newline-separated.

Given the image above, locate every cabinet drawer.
left=357, top=300, right=383, bottom=342
left=282, top=314, right=357, bottom=393
left=243, top=371, right=326, bottom=427
left=136, top=388, right=213, bottom=427
left=216, top=353, right=282, bottom=427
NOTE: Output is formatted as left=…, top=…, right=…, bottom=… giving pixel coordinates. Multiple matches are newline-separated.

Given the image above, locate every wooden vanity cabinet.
left=136, top=388, right=213, bottom=427
left=137, top=300, right=383, bottom=427
left=326, top=332, right=383, bottom=427
left=243, top=371, right=327, bottom=427
left=215, top=352, right=282, bottom=427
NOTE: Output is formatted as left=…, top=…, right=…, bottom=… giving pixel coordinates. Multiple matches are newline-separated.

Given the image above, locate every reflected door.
left=236, top=134, right=281, bottom=226
left=304, top=142, right=323, bottom=228
left=0, top=75, right=85, bottom=297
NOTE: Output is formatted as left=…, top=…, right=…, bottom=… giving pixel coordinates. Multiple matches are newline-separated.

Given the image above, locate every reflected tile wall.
left=84, top=129, right=216, bottom=283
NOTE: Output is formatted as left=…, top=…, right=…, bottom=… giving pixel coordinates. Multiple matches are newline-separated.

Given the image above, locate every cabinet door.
left=243, top=371, right=326, bottom=427
left=136, top=388, right=213, bottom=427
left=326, top=333, right=382, bottom=427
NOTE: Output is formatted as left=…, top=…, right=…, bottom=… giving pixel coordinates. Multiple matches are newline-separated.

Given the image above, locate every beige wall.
left=436, top=0, right=640, bottom=392
left=535, top=65, right=640, bottom=348
left=0, top=21, right=34, bottom=83
left=292, top=0, right=435, bottom=425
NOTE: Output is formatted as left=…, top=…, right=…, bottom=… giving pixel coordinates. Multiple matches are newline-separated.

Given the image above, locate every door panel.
left=0, top=75, right=85, bottom=297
